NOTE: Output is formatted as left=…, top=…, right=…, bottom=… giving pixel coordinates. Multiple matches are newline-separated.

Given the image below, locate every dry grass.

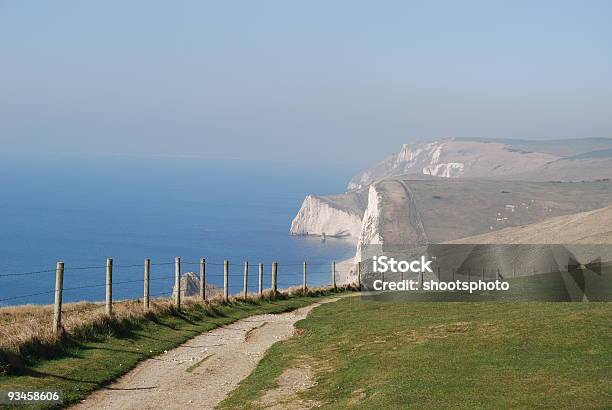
left=0, top=284, right=356, bottom=374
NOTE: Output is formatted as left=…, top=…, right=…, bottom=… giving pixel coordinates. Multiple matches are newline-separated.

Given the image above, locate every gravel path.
left=72, top=298, right=339, bottom=410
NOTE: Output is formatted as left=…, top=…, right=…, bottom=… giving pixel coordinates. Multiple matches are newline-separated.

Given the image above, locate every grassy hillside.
left=459, top=137, right=612, bottom=157
left=222, top=298, right=612, bottom=409
left=448, top=205, right=612, bottom=244
left=402, top=178, right=612, bottom=243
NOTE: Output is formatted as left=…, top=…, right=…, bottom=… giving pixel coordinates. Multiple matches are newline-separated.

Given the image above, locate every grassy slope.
left=0, top=293, right=341, bottom=409
left=222, top=298, right=612, bottom=409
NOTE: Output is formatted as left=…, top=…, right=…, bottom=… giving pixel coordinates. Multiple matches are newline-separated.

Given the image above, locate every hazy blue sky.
left=1, top=1, right=611, bottom=163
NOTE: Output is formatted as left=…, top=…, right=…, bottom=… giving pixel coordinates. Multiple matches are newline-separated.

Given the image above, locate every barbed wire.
left=0, top=268, right=57, bottom=278
left=64, top=265, right=107, bottom=271
left=0, top=290, right=56, bottom=303
left=179, top=259, right=351, bottom=267
left=114, top=263, right=148, bottom=268
left=0, top=265, right=337, bottom=326
left=0, top=258, right=352, bottom=278
left=151, top=262, right=176, bottom=266
left=1, top=266, right=349, bottom=302
left=0, top=256, right=354, bottom=307
left=149, top=290, right=173, bottom=298
left=62, top=277, right=155, bottom=292
left=149, top=274, right=177, bottom=282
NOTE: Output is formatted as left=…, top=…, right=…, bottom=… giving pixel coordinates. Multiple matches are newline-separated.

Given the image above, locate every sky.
left=1, top=1, right=611, bottom=164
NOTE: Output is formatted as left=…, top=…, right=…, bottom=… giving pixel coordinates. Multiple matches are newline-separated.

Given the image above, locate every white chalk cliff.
left=347, top=139, right=557, bottom=190
left=355, top=177, right=612, bottom=261
left=291, top=137, right=612, bottom=261
left=355, top=185, right=383, bottom=261
left=289, top=191, right=367, bottom=240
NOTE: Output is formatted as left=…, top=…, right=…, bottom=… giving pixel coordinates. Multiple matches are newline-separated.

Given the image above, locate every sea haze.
left=0, top=154, right=357, bottom=305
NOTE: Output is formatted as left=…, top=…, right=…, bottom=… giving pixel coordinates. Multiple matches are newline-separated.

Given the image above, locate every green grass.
left=221, top=299, right=612, bottom=409
left=0, top=292, right=344, bottom=409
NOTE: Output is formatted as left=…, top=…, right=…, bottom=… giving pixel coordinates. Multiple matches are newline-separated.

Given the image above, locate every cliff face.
left=292, top=138, right=612, bottom=262
left=355, top=178, right=612, bottom=261
left=289, top=190, right=368, bottom=239
left=347, top=139, right=558, bottom=190
left=355, top=186, right=383, bottom=261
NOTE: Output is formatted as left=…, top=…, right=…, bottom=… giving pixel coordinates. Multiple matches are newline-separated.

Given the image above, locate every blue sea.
left=0, top=155, right=357, bottom=306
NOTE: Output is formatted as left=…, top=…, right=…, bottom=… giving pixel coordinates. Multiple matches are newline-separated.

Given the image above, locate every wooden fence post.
left=174, top=257, right=181, bottom=309
left=200, top=258, right=206, bottom=301
left=105, top=258, right=113, bottom=316
left=224, top=260, right=229, bottom=302
left=332, top=261, right=336, bottom=289
left=243, top=261, right=249, bottom=300
left=357, top=261, right=361, bottom=289
left=144, top=258, right=150, bottom=311
left=271, top=262, right=278, bottom=294
left=258, top=263, right=263, bottom=296
left=303, top=261, right=307, bottom=292
left=53, top=261, right=64, bottom=336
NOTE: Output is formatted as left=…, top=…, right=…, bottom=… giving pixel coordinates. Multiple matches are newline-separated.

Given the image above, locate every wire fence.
left=0, top=257, right=359, bottom=332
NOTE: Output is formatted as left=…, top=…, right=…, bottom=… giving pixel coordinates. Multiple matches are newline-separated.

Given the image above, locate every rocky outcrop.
left=289, top=189, right=368, bottom=240
left=355, top=186, right=383, bottom=261
left=172, top=272, right=220, bottom=298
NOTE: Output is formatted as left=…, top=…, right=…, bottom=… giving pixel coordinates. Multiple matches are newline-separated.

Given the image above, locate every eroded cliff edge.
left=290, top=138, right=612, bottom=262
left=289, top=189, right=368, bottom=240
left=354, top=178, right=612, bottom=261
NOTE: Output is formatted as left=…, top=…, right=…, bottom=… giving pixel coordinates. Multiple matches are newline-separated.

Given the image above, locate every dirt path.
left=72, top=298, right=340, bottom=410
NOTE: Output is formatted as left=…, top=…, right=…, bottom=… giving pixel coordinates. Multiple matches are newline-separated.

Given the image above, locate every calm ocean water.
left=0, top=155, right=357, bottom=306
